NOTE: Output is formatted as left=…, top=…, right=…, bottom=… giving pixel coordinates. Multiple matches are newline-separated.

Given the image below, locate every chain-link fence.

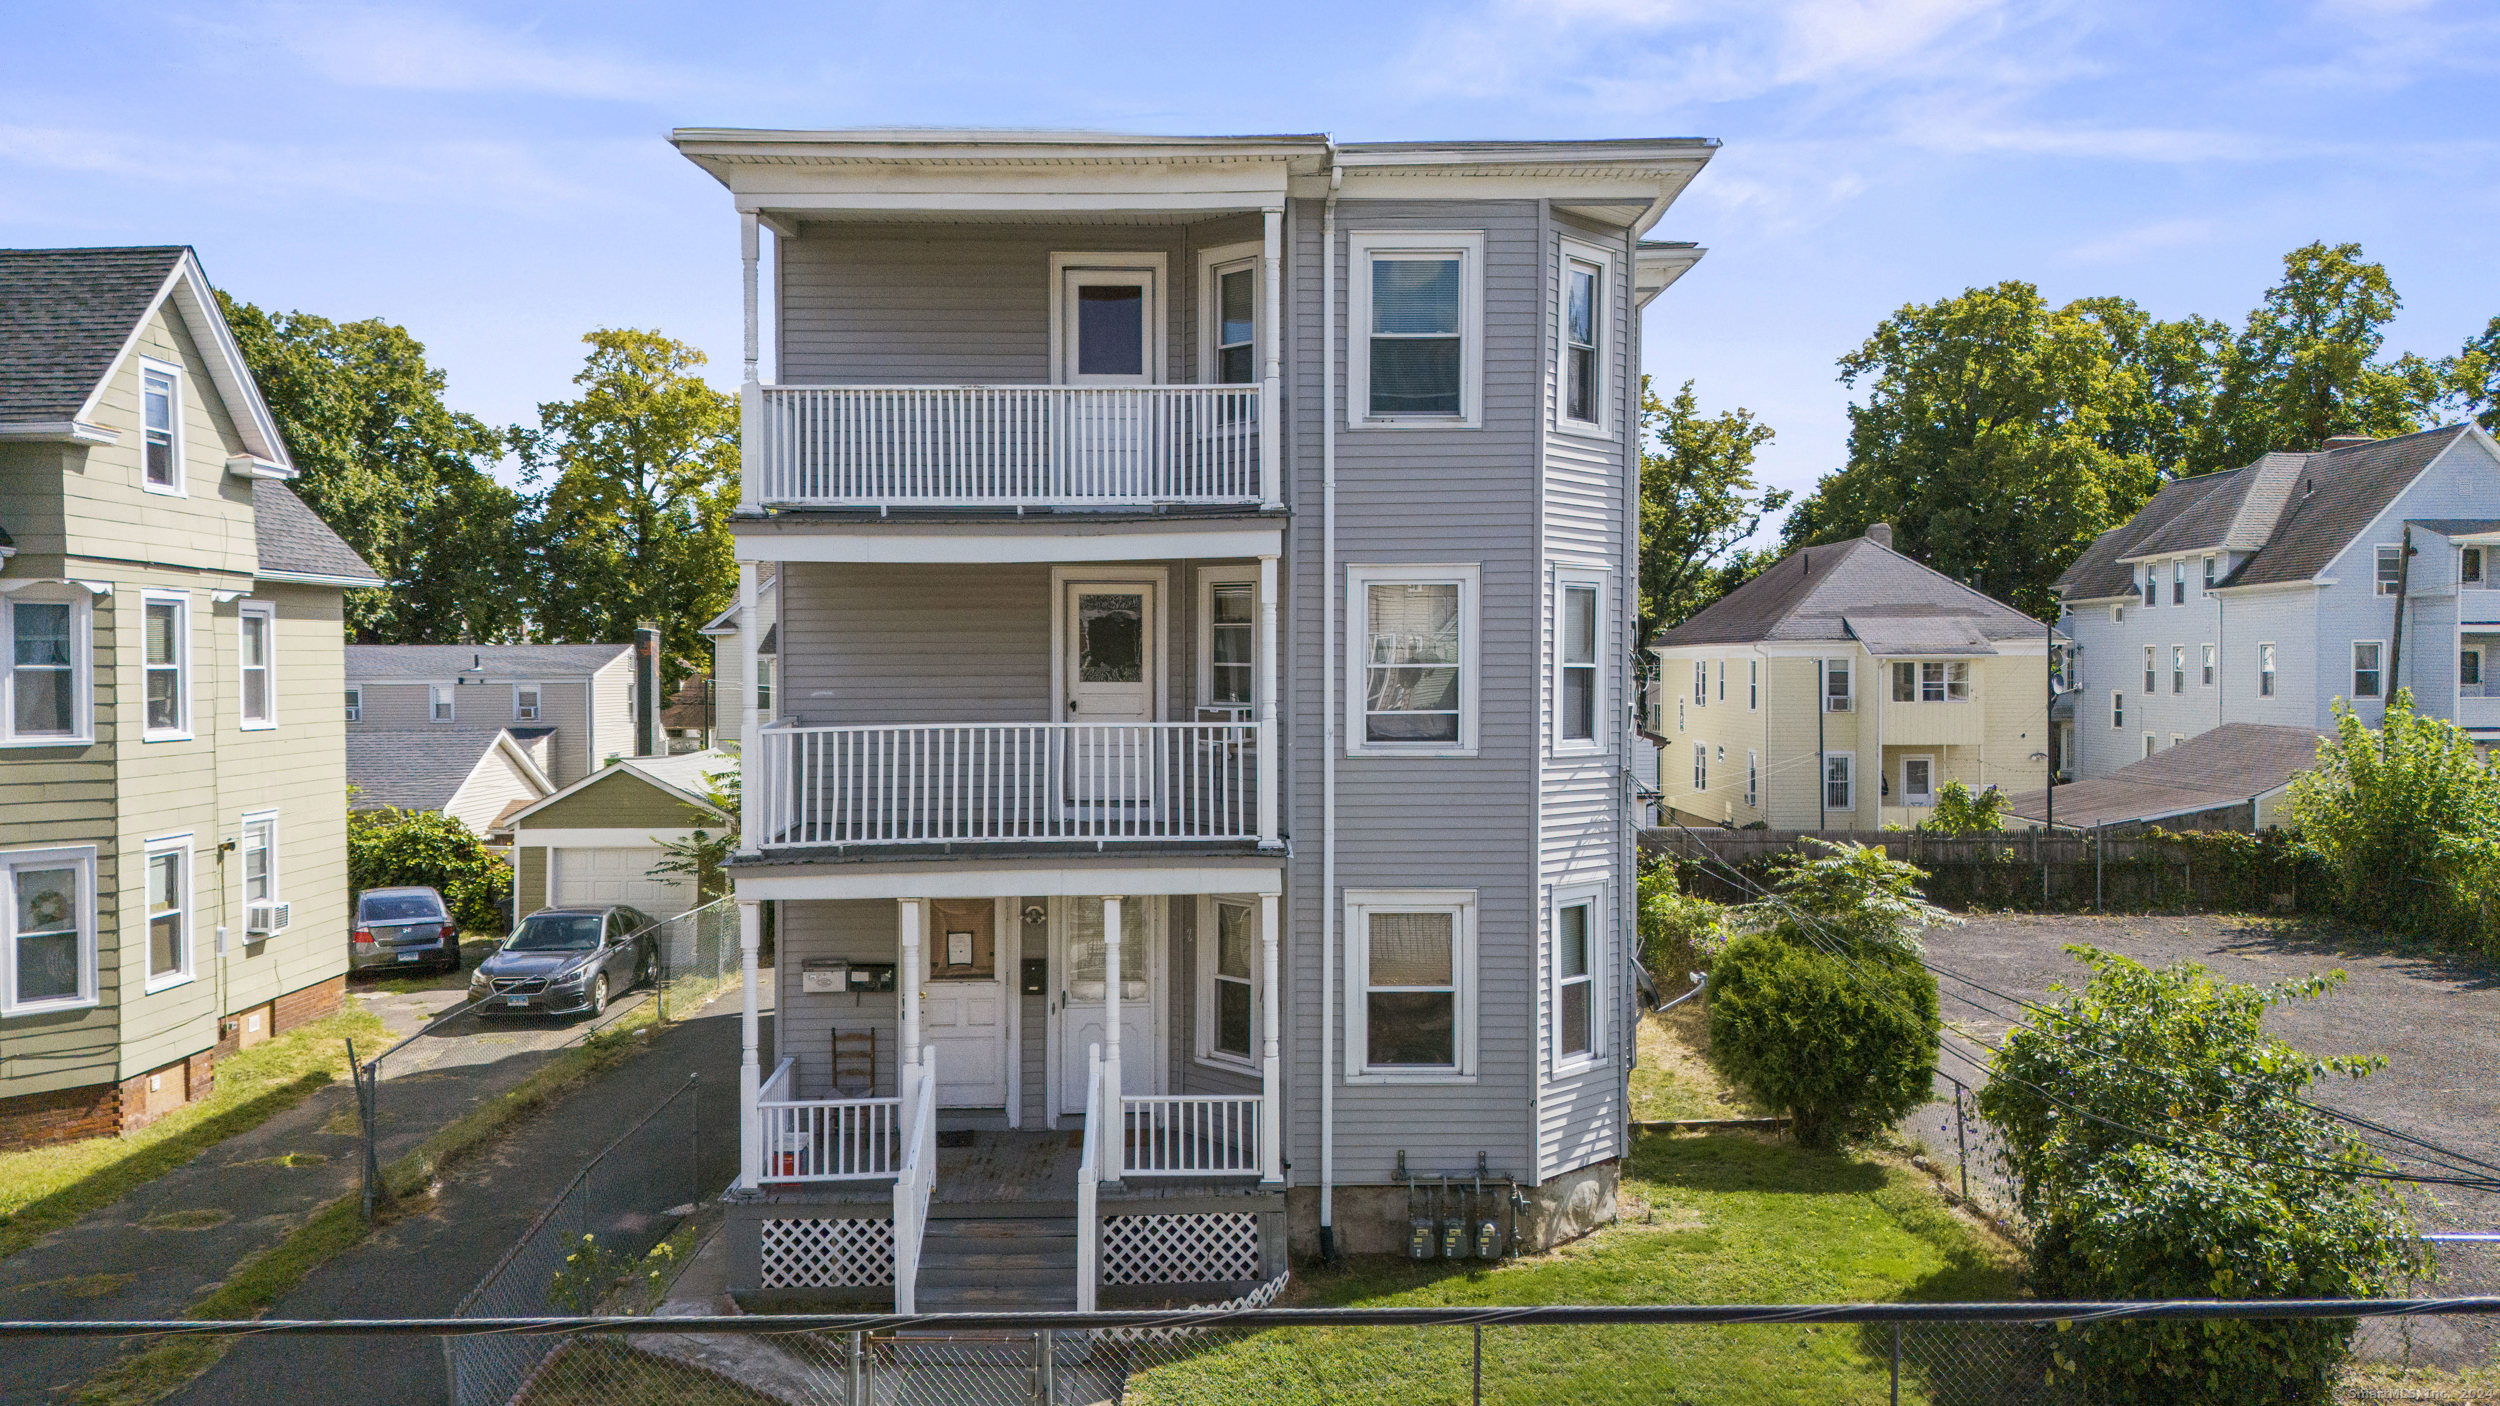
left=11, top=1302, right=2497, bottom=1406
left=650, top=897, right=740, bottom=1024
left=445, top=1073, right=718, bottom=1406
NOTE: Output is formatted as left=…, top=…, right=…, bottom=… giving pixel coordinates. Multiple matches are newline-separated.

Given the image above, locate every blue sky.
left=4, top=0, right=2494, bottom=518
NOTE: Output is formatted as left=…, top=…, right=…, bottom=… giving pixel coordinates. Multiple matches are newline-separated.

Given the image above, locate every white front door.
left=1902, top=755, right=1936, bottom=808
left=924, top=898, right=1009, bottom=1108
left=1065, top=583, right=1156, bottom=805
left=1057, top=896, right=1158, bottom=1115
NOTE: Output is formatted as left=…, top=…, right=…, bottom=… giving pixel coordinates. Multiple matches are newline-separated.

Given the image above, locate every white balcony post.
left=736, top=556, right=760, bottom=767
left=1259, top=891, right=1282, bottom=1185
left=899, top=899, right=923, bottom=1091
left=1258, top=553, right=1280, bottom=848
left=739, top=211, right=762, bottom=514
left=1101, top=894, right=1123, bottom=1187
left=1259, top=206, right=1283, bottom=512
left=737, top=898, right=763, bottom=1189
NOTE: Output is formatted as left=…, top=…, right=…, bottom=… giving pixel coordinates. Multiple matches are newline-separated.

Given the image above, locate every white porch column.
left=739, top=210, right=762, bottom=515
left=736, top=561, right=760, bottom=842
left=1101, top=894, right=1123, bottom=1187
left=1258, top=553, right=1280, bottom=848
left=737, top=898, right=762, bottom=1189
left=899, top=899, right=924, bottom=1079
left=1259, top=891, right=1282, bottom=1185
left=1258, top=205, right=1283, bottom=512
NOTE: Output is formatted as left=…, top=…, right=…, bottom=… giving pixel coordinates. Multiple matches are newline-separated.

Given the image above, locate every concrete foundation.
left=1284, top=1159, right=1619, bottom=1260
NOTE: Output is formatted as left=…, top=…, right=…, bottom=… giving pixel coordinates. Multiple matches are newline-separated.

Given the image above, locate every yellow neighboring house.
left=1648, top=525, right=2065, bottom=830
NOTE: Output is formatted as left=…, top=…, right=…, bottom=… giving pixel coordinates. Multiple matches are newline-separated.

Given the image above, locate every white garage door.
left=551, top=847, right=692, bottom=919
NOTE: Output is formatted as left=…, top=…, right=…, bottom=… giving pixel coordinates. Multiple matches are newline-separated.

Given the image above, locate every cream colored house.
left=1649, top=526, right=2064, bottom=830
left=0, top=247, right=381, bottom=1149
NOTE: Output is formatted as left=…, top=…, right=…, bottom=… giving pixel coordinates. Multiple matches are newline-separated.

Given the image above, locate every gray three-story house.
left=673, top=129, right=1712, bottom=1306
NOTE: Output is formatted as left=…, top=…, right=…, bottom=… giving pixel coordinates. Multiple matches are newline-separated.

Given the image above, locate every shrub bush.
left=347, top=808, right=512, bottom=933
left=1706, top=842, right=1947, bottom=1148
left=1979, top=947, right=2422, bottom=1405
left=1916, top=780, right=2005, bottom=835
left=1637, top=856, right=1725, bottom=989
left=2285, top=689, right=2500, bottom=956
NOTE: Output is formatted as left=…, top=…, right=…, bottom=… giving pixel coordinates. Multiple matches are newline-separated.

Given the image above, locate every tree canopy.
left=1636, top=378, right=1785, bottom=649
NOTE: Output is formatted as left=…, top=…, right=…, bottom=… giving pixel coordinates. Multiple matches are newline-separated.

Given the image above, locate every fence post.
left=1033, top=1328, right=1055, bottom=1405
left=851, top=1328, right=869, bottom=1406
left=1891, top=1321, right=1901, bottom=1406
left=689, top=1073, right=701, bottom=1210
left=1473, top=1322, right=1484, bottom=1406
left=1953, top=1081, right=1970, bottom=1204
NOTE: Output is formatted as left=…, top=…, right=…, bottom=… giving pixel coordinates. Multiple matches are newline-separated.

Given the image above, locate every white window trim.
left=1, top=588, right=95, bottom=746
left=2353, top=639, right=2385, bottom=699
left=138, top=356, right=185, bottom=498
left=1692, top=658, right=1706, bottom=707
left=2143, top=645, right=2157, bottom=695
left=2376, top=545, right=2403, bottom=596
left=1823, top=658, right=1854, bottom=713
left=2171, top=733, right=2186, bottom=749
left=1553, top=568, right=1608, bottom=756
left=1343, top=888, right=1478, bottom=1083
left=429, top=682, right=455, bottom=723
left=2200, top=642, right=2216, bottom=688
left=1692, top=741, right=1708, bottom=791
left=1196, top=568, right=1259, bottom=715
left=1822, top=751, right=1854, bottom=812
left=1195, top=240, right=1264, bottom=387
left=343, top=685, right=362, bottom=722
left=1550, top=882, right=1606, bottom=1075
left=1346, top=562, right=1480, bottom=758
left=1747, top=658, right=1759, bottom=710
left=2, top=844, right=98, bottom=1016
left=2111, top=691, right=2125, bottom=729
left=142, top=832, right=196, bottom=994
left=2171, top=645, right=2186, bottom=696
left=2172, top=559, right=2185, bottom=604
left=1047, top=251, right=1169, bottom=385
left=2258, top=642, right=2277, bottom=697
left=754, top=656, right=776, bottom=718
left=1346, top=230, right=1486, bottom=429
left=1901, top=753, right=1938, bottom=807
left=238, top=600, right=276, bottom=730
left=1745, top=749, right=1759, bottom=808
left=1555, top=238, right=1616, bottom=437
left=1193, top=894, right=1262, bottom=1073
left=2463, top=645, right=2485, bottom=688
left=141, top=590, right=192, bottom=742
left=512, top=680, right=543, bottom=724
left=2111, top=604, right=2125, bottom=625
left=240, top=809, right=282, bottom=924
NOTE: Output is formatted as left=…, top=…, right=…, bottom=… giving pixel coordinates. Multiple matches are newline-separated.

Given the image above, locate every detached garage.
left=508, top=749, right=735, bottom=922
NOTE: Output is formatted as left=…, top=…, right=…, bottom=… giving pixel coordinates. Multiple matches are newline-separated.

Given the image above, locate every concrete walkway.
left=0, top=975, right=664, bottom=1406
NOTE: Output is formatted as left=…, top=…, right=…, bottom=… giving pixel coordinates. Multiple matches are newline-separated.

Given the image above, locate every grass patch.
left=0, top=1006, right=387, bottom=1262
left=136, top=1208, right=231, bottom=1232
left=16, top=1272, right=137, bottom=1300
left=1128, top=1132, right=2021, bottom=1406
left=74, top=993, right=699, bottom=1406
left=515, top=1341, right=782, bottom=1406
left=1629, top=1001, right=1767, bottom=1123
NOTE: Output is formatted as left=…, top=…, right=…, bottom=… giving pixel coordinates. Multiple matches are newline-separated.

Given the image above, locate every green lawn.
left=1122, top=1133, right=2019, bottom=1405
left=0, top=1006, right=387, bottom=1262
left=1630, top=1004, right=1768, bottom=1123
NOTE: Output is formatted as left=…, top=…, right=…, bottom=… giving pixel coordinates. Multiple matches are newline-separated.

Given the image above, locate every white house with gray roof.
left=2055, top=424, right=2500, bottom=782
left=345, top=642, right=638, bottom=789
left=0, top=246, right=381, bottom=1148
left=673, top=126, right=1715, bottom=1306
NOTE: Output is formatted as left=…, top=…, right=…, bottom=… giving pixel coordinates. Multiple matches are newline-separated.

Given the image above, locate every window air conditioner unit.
left=246, top=901, right=290, bottom=935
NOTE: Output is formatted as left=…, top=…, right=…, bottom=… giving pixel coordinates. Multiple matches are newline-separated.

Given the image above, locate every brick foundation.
left=273, top=974, right=344, bottom=1033
left=0, top=1082, right=123, bottom=1152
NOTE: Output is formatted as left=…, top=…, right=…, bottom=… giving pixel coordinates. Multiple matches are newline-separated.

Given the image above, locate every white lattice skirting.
left=1102, top=1211, right=1261, bottom=1285
left=1101, top=1270, right=1292, bottom=1344
left=759, top=1217, right=895, bottom=1288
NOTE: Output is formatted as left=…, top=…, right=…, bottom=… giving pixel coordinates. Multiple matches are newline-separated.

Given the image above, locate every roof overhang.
left=503, top=753, right=729, bottom=830
left=1634, top=244, right=1705, bottom=306
left=0, top=420, right=119, bottom=445
left=259, top=568, right=388, bottom=589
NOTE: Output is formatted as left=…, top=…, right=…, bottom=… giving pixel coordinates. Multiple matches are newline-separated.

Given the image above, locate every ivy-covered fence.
left=1646, top=827, right=2325, bottom=915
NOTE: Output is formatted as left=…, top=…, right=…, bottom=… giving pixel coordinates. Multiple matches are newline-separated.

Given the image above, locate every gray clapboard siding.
left=775, top=899, right=905, bottom=1098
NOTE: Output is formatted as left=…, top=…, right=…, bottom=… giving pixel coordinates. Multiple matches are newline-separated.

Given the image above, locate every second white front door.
left=1058, top=896, right=1158, bottom=1115
left=1065, top=582, right=1156, bottom=806
left=1901, top=755, right=1936, bottom=808
left=924, top=898, right=1009, bottom=1108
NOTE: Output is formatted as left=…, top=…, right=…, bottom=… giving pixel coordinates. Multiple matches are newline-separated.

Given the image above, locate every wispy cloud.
left=218, top=3, right=703, bottom=100
left=0, top=123, right=637, bottom=213
left=2061, top=217, right=2220, bottom=263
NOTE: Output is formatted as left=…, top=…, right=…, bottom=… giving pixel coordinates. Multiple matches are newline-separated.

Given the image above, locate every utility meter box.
left=801, top=959, right=849, bottom=994
left=847, top=962, right=898, bottom=993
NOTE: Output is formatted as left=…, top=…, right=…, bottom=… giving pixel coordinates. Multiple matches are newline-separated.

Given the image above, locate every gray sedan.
left=351, top=887, right=461, bottom=973
left=467, top=906, right=656, bottom=1017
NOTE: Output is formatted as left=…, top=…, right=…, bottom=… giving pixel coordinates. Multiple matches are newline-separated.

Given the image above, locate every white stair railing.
left=755, top=722, right=1259, bottom=848
left=1120, top=1094, right=1264, bottom=1177
left=1076, top=1044, right=1102, bottom=1313
left=890, top=1050, right=938, bottom=1314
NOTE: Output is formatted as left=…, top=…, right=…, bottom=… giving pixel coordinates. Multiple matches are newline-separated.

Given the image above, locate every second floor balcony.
left=745, top=382, right=1269, bottom=511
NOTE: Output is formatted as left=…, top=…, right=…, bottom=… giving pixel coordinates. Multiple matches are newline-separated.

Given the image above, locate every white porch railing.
left=751, top=384, right=1266, bottom=508
left=891, top=1052, right=938, bottom=1314
left=755, top=722, right=1261, bottom=848
left=1077, top=1044, right=1103, bottom=1313
left=755, top=1058, right=903, bottom=1182
left=1121, top=1095, right=1264, bottom=1177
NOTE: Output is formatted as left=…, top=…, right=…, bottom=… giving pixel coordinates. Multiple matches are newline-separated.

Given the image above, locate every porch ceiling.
left=730, top=852, right=1283, bottom=899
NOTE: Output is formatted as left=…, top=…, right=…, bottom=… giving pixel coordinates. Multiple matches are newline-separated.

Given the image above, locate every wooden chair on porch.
left=832, top=1027, right=878, bottom=1098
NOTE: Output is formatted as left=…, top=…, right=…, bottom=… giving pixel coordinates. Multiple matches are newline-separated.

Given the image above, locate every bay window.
left=1345, top=891, right=1477, bottom=1079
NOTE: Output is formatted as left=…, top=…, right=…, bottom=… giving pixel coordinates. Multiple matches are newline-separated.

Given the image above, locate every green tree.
left=1706, top=842, right=1947, bottom=1147
left=2205, top=242, right=2444, bottom=464
left=518, top=330, right=738, bottom=688
left=1638, top=378, right=1786, bottom=646
left=217, top=295, right=533, bottom=642
left=346, top=808, right=512, bottom=933
left=649, top=764, right=738, bottom=903
left=1779, top=281, right=2165, bottom=617
left=1978, top=947, right=2421, bottom=1405
left=2451, top=314, right=2500, bottom=433
left=2283, top=689, right=2500, bottom=951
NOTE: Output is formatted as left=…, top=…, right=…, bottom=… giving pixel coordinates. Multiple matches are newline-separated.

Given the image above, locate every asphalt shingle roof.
left=349, top=730, right=520, bottom=812
left=0, top=247, right=184, bottom=422
left=346, top=643, right=634, bottom=681
left=1654, top=535, right=2049, bottom=648
left=2003, top=722, right=2329, bottom=828
left=255, top=481, right=383, bottom=584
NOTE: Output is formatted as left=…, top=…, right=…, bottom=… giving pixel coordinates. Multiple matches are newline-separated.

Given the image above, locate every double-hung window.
left=1351, top=565, right=1477, bottom=754
left=1556, top=575, right=1603, bottom=751
left=513, top=683, right=541, bottom=723
left=1823, top=660, right=1852, bottom=712
left=1892, top=661, right=1970, bottom=703
left=343, top=686, right=362, bottom=722
left=2201, top=644, right=2216, bottom=688
left=4, top=592, right=89, bottom=744
left=2171, top=646, right=2186, bottom=695
left=242, top=813, right=282, bottom=933
left=1198, top=897, right=1259, bottom=1068
left=142, top=592, right=189, bottom=740
left=1349, top=232, right=1483, bottom=426
left=144, top=834, right=193, bottom=991
left=141, top=362, right=182, bottom=493
left=1692, top=660, right=1707, bottom=706
left=429, top=684, right=453, bottom=723
left=2377, top=546, right=2403, bottom=596
left=1552, top=887, right=1602, bottom=1070
left=2143, top=646, right=2157, bottom=695
left=2465, top=547, right=2485, bottom=585
left=3, top=846, right=95, bottom=1014
left=2203, top=555, right=2218, bottom=591
left=1203, top=248, right=1259, bottom=386
left=2259, top=643, right=2277, bottom=697
left=2141, top=568, right=2156, bottom=608
left=1345, top=891, right=1476, bottom=1079
left=1203, top=579, right=1256, bottom=713
left=1693, top=743, right=1708, bottom=791
left=2353, top=641, right=2384, bottom=698
left=2464, top=649, right=2484, bottom=690
left=239, top=602, right=275, bottom=729
left=2172, top=560, right=2185, bottom=604
left=1747, top=659, right=1759, bottom=709
left=1559, top=245, right=1609, bottom=428
left=2112, top=692, right=2125, bottom=729
left=755, top=657, right=775, bottom=716
left=1745, top=750, right=1759, bottom=807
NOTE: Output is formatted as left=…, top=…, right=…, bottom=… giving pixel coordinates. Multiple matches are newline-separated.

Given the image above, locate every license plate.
left=505, top=995, right=530, bottom=1006
left=397, top=951, right=423, bottom=963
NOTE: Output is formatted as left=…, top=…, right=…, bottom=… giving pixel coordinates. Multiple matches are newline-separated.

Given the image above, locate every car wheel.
left=587, top=973, right=608, bottom=1018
